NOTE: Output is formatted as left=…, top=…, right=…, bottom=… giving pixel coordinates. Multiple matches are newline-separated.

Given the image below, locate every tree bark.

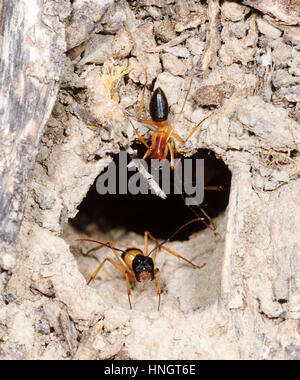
left=0, top=0, right=68, bottom=269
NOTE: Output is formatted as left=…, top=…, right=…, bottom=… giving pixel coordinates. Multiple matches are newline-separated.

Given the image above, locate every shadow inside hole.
left=70, top=149, right=231, bottom=240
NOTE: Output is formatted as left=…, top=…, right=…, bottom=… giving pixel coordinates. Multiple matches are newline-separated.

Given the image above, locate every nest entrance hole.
left=70, top=149, right=231, bottom=241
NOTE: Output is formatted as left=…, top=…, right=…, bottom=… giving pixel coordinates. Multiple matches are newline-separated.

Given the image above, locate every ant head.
left=132, top=255, right=155, bottom=282
left=150, top=87, right=168, bottom=122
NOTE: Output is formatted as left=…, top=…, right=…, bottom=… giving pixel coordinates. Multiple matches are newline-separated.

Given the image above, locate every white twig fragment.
left=127, top=159, right=167, bottom=199
left=198, top=0, right=220, bottom=73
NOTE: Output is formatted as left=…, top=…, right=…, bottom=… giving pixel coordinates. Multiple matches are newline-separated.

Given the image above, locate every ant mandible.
left=133, top=71, right=214, bottom=169
left=78, top=218, right=206, bottom=311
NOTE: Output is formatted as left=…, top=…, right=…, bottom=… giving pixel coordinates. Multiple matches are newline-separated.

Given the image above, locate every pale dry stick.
left=197, top=0, right=221, bottom=74
left=127, top=159, right=167, bottom=200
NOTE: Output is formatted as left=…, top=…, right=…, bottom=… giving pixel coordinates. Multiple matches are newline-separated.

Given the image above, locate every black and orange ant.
left=131, top=71, right=214, bottom=170
left=128, top=72, right=226, bottom=233
left=78, top=218, right=206, bottom=311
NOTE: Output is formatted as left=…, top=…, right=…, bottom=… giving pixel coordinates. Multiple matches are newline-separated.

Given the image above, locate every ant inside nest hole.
left=64, top=149, right=231, bottom=312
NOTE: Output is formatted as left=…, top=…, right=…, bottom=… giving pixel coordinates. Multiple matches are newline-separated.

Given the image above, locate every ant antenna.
left=147, top=217, right=204, bottom=257
left=77, top=239, right=135, bottom=257
left=173, top=78, right=193, bottom=126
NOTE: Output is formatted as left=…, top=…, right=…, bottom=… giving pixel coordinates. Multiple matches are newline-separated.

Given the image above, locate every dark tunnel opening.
left=69, top=149, right=231, bottom=240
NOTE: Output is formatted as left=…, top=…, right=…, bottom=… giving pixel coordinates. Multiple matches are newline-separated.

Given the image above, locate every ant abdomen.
left=150, top=87, right=169, bottom=122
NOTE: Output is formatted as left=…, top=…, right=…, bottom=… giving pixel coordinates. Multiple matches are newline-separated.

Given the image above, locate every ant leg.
left=183, top=112, right=215, bottom=144
left=129, top=118, right=154, bottom=161
left=204, top=185, right=225, bottom=191
left=161, top=126, right=177, bottom=170
left=88, top=258, right=133, bottom=309
left=129, top=119, right=151, bottom=150
left=101, top=245, right=134, bottom=310
left=171, top=131, right=184, bottom=144
left=154, top=268, right=161, bottom=311
left=144, top=132, right=160, bottom=161
left=101, top=242, right=129, bottom=272
left=82, top=240, right=129, bottom=278
left=80, top=239, right=135, bottom=309
left=86, top=253, right=134, bottom=309
left=87, top=257, right=126, bottom=285
left=159, top=245, right=206, bottom=269
left=137, top=130, right=151, bottom=153
left=137, top=131, right=158, bottom=160
left=168, top=143, right=175, bottom=170
left=124, top=271, right=133, bottom=310
left=142, top=146, right=153, bottom=160
left=107, top=243, right=130, bottom=272
left=144, top=232, right=161, bottom=310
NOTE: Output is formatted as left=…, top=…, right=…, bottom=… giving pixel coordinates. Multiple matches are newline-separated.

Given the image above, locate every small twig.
left=127, top=159, right=167, bottom=200
left=196, top=0, right=220, bottom=74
